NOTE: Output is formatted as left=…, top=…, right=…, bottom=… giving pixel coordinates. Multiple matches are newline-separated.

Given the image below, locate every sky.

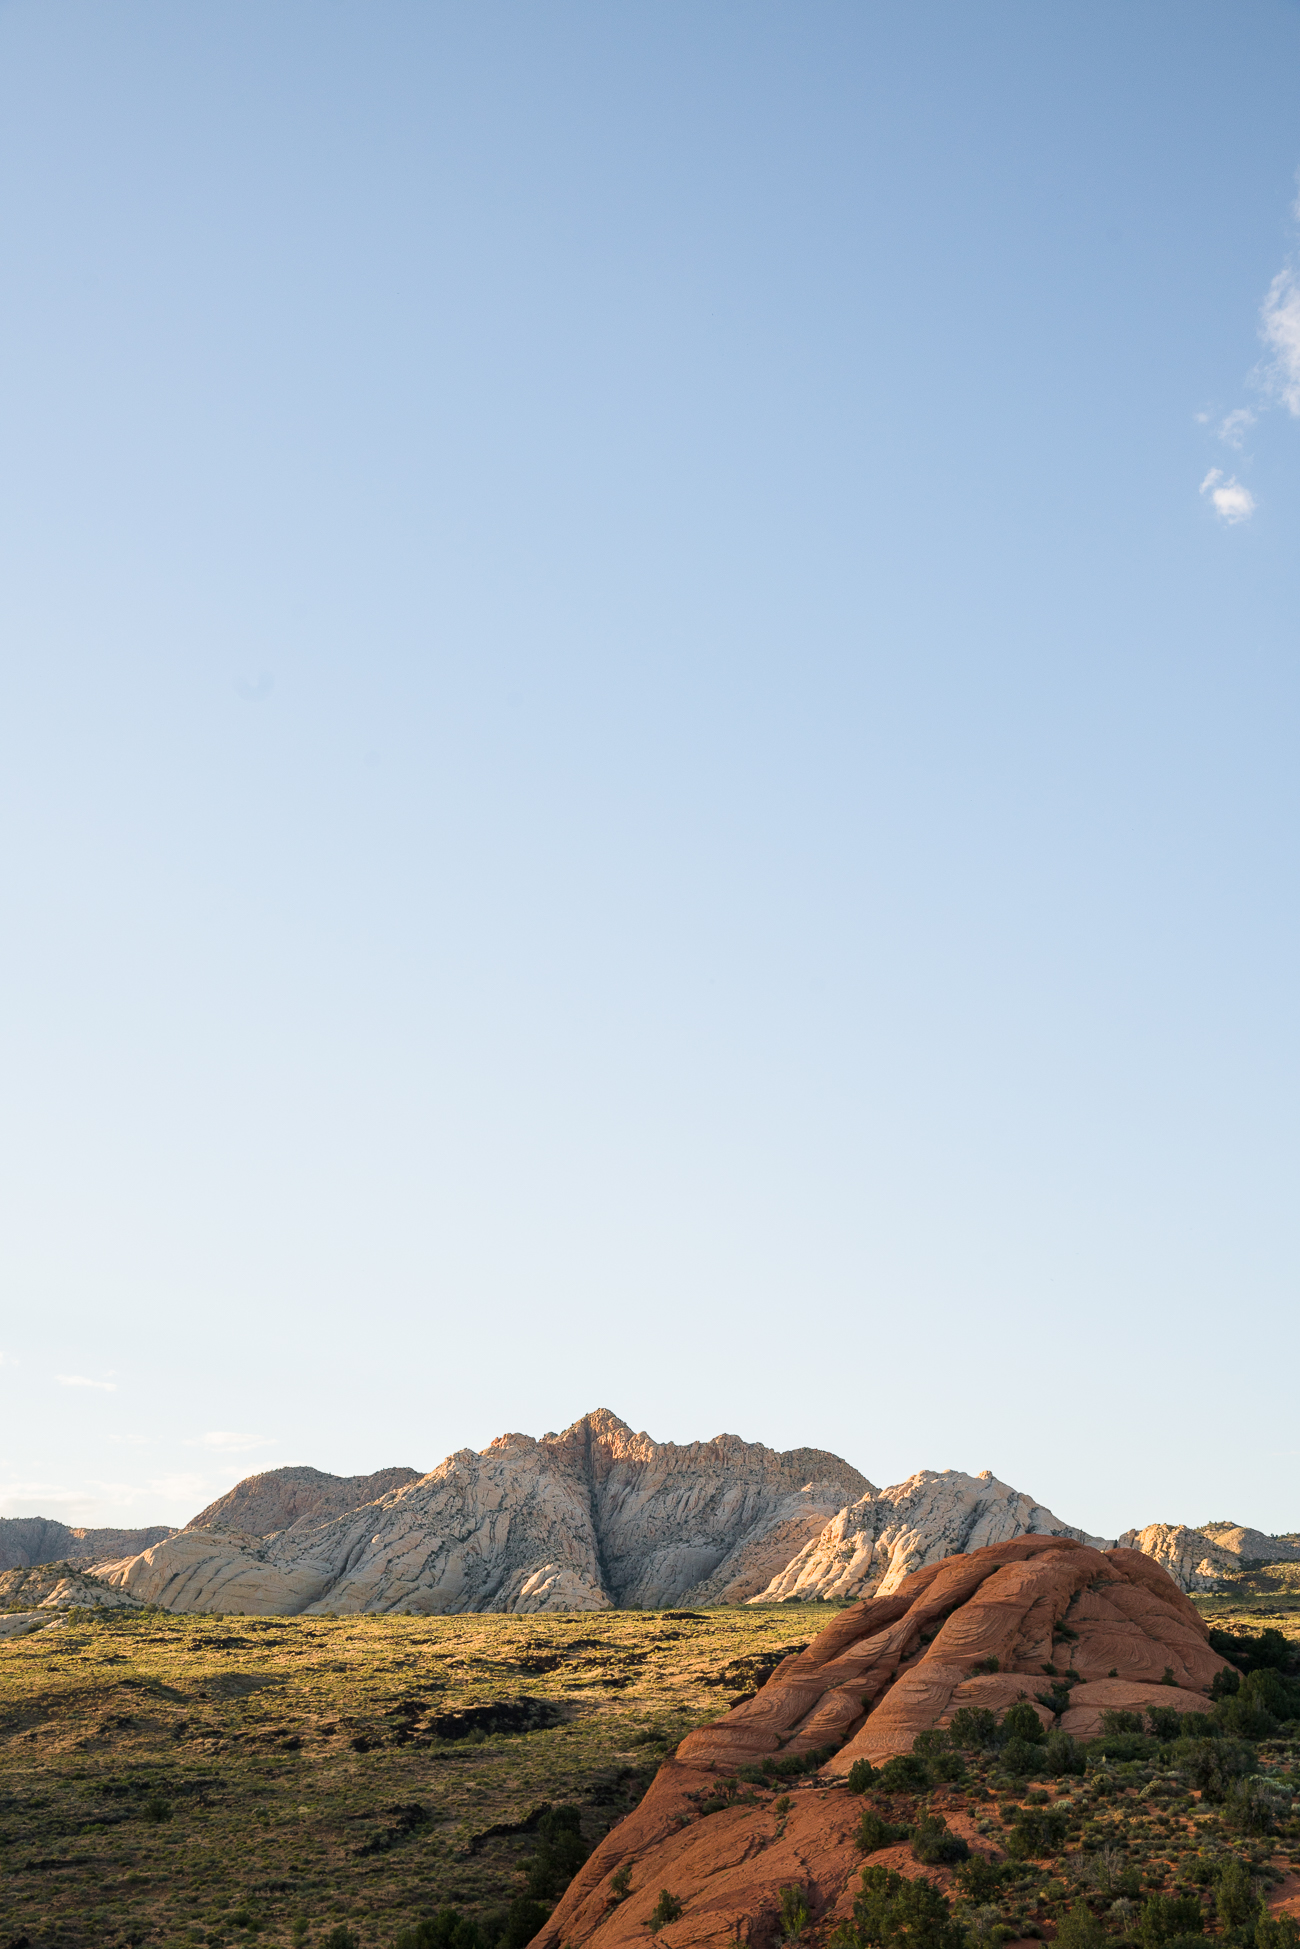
left=2, top=1, right=1300, bottom=1545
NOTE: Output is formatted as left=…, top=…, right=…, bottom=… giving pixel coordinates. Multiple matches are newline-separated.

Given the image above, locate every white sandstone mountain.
left=90, top=1410, right=1103, bottom=1618
left=1117, top=1520, right=1300, bottom=1591
left=754, top=1468, right=1111, bottom=1602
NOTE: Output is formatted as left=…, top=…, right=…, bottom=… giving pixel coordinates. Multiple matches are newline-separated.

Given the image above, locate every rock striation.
left=536, top=1536, right=1236, bottom=1949
left=1118, top=1520, right=1300, bottom=1590
left=752, top=1468, right=1111, bottom=1603
left=0, top=1516, right=175, bottom=1575
left=186, top=1464, right=421, bottom=1537
left=92, top=1410, right=870, bottom=1617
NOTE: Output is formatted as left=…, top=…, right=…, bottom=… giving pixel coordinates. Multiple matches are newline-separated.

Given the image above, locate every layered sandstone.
left=92, top=1410, right=869, bottom=1617
left=536, top=1537, right=1234, bottom=1949
left=1118, top=1519, right=1300, bottom=1591
left=187, top=1464, right=421, bottom=1537
left=753, top=1468, right=1111, bottom=1603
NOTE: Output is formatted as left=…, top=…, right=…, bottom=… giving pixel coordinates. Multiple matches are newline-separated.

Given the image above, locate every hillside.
left=0, top=1514, right=176, bottom=1575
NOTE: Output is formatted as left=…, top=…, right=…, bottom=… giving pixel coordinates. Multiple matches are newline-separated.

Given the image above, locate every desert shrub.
left=848, top=1760, right=878, bottom=1794
left=877, top=1753, right=931, bottom=1794
left=395, top=1913, right=487, bottom=1949
left=948, top=1708, right=998, bottom=1751
left=524, top=1804, right=589, bottom=1899
left=1146, top=1708, right=1184, bottom=1743
left=1054, top=1903, right=1106, bottom=1949
left=1101, top=1710, right=1146, bottom=1737
left=608, top=1863, right=633, bottom=1904
left=1005, top=1807, right=1067, bottom=1859
left=1213, top=1668, right=1242, bottom=1701
left=1042, top=1731, right=1085, bottom=1776
left=1172, top=1736, right=1255, bottom=1802
left=647, top=1890, right=683, bottom=1934
left=1088, top=1730, right=1155, bottom=1763
left=1001, top=1701, right=1046, bottom=1745
left=1214, top=1859, right=1258, bottom=1934
left=1255, top=1910, right=1300, bottom=1949
left=779, top=1885, right=811, bottom=1943
left=972, top=1657, right=1000, bottom=1675
left=141, top=1794, right=173, bottom=1823
left=1000, top=1737, right=1045, bottom=1778
left=1136, top=1893, right=1204, bottom=1947
left=911, top=1814, right=970, bottom=1866
left=955, top=1854, right=1004, bottom=1904
left=858, top=1808, right=909, bottom=1853
left=1207, top=1627, right=1294, bottom=1676
left=1222, top=1779, right=1281, bottom=1837
left=841, top=1863, right=966, bottom=1949
left=322, top=1931, right=360, bottom=1949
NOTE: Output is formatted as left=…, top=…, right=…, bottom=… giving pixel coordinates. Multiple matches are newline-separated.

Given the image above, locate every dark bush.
left=1146, top=1708, right=1184, bottom=1743
left=395, top=1912, right=488, bottom=1949
left=1100, top=1710, right=1146, bottom=1736
left=844, top=1863, right=965, bottom=1949
left=1054, top=1903, right=1107, bottom=1949
left=858, top=1808, right=909, bottom=1853
left=524, top=1805, right=589, bottom=1899
left=1222, top=1779, right=1279, bottom=1837
left=1042, top=1731, right=1085, bottom=1776
left=1136, top=1893, right=1204, bottom=1947
left=1001, top=1702, right=1046, bottom=1745
left=647, top=1890, right=683, bottom=1934
left=1005, top=1807, right=1067, bottom=1860
left=1000, top=1736, right=1046, bottom=1777
left=948, top=1708, right=998, bottom=1751
left=847, top=1760, right=878, bottom=1795
left=1214, top=1859, right=1258, bottom=1934
left=910, top=1814, right=970, bottom=1866
left=322, top=1931, right=360, bottom=1949
left=1256, top=1911, right=1300, bottom=1949
left=1207, top=1626, right=1294, bottom=1676
left=496, top=1899, right=549, bottom=1949
left=876, top=1753, right=931, bottom=1794
left=1172, top=1736, right=1255, bottom=1803
left=954, top=1854, right=1003, bottom=1904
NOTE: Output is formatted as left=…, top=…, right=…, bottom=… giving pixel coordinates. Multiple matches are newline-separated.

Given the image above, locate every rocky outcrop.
left=535, top=1537, right=1234, bottom=1949
left=1199, top=1522, right=1300, bottom=1566
left=186, top=1464, right=421, bottom=1536
left=0, top=1517, right=175, bottom=1575
left=0, top=1561, right=143, bottom=1610
left=753, top=1468, right=1111, bottom=1603
left=92, top=1410, right=870, bottom=1617
left=1116, top=1523, right=1238, bottom=1591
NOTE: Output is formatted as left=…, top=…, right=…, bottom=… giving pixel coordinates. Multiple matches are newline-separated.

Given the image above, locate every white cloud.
left=189, top=1431, right=275, bottom=1453
left=56, top=1373, right=117, bottom=1391
left=1200, top=468, right=1256, bottom=523
left=1219, top=407, right=1255, bottom=447
left=1261, top=264, right=1300, bottom=415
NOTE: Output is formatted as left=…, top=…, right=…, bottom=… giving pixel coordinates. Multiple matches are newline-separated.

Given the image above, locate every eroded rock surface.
left=754, top=1468, right=1112, bottom=1603
left=1117, top=1520, right=1300, bottom=1590
left=93, top=1410, right=869, bottom=1617
left=0, top=1517, right=175, bottom=1575
left=536, top=1537, right=1235, bottom=1949
left=187, top=1464, right=421, bottom=1536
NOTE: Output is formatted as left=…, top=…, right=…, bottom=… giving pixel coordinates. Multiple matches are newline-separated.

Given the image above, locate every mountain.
left=536, top=1536, right=1231, bottom=1949
left=91, top=1410, right=1095, bottom=1619
left=0, top=1516, right=176, bottom=1576
left=1118, top=1519, right=1300, bottom=1589
left=752, top=1467, right=1110, bottom=1601
left=187, top=1464, right=421, bottom=1536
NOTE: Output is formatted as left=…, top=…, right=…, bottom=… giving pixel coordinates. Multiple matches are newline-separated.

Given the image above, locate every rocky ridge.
left=753, top=1467, right=1110, bottom=1602
left=92, top=1410, right=870, bottom=1617
left=536, top=1536, right=1236, bottom=1949
left=0, top=1516, right=175, bottom=1575
left=186, top=1464, right=421, bottom=1536
left=1118, top=1519, right=1300, bottom=1590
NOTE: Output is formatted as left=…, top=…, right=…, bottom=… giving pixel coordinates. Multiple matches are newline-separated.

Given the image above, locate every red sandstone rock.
left=532, top=1535, right=1240, bottom=1949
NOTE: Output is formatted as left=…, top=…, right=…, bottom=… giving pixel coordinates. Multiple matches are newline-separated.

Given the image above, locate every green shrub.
left=395, top=1913, right=488, bottom=1949
left=847, top=1760, right=878, bottom=1794
left=1054, top=1903, right=1106, bottom=1949
left=142, top=1795, right=173, bottom=1823
left=1101, top=1710, right=1145, bottom=1736
left=1222, top=1780, right=1280, bottom=1837
left=1146, top=1708, right=1184, bottom=1743
left=1001, top=1702, right=1046, bottom=1745
left=954, top=1854, right=1003, bottom=1904
left=524, top=1805, right=589, bottom=1899
left=322, top=1931, right=359, bottom=1949
left=1000, top=1737, right=1045, bottom=1777
left=858, top=1808, right=909, bottom=1853
left=1172, top=1736, right=1255, bottom=1803
left=911, top=1814, right=970, bottom=1866
left=1136, top=1893, right=1204, bottom=1947
left=608, top=1863, right=633, bottom=1904
left=779, top=1884, right=811, bottom=1943
left=841, top=1863, right=965, bottom=1949
left=1207, top=1626, right=1294, bottom=1676
left=1005, top=1807, right=1067, bottom=1860
left=1043, top=1731, right=1085, bottom=1776
left=1256, top=1910, right=1300, bottom=1949
left=1215, top=1859, right=1258, bottom=1934
left=877, top=1753, right=931, bottom=1794
left=948, top=1708, right=998, bottom=1751
left=647, top=1890, right=683, bottom=1934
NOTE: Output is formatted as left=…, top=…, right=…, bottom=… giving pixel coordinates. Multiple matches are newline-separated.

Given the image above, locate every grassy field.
left=0, top=1601, right=830, bottom=1949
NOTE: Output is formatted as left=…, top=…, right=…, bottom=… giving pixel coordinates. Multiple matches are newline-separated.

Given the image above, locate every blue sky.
left=2, top=2, right=1299, bottom=1542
